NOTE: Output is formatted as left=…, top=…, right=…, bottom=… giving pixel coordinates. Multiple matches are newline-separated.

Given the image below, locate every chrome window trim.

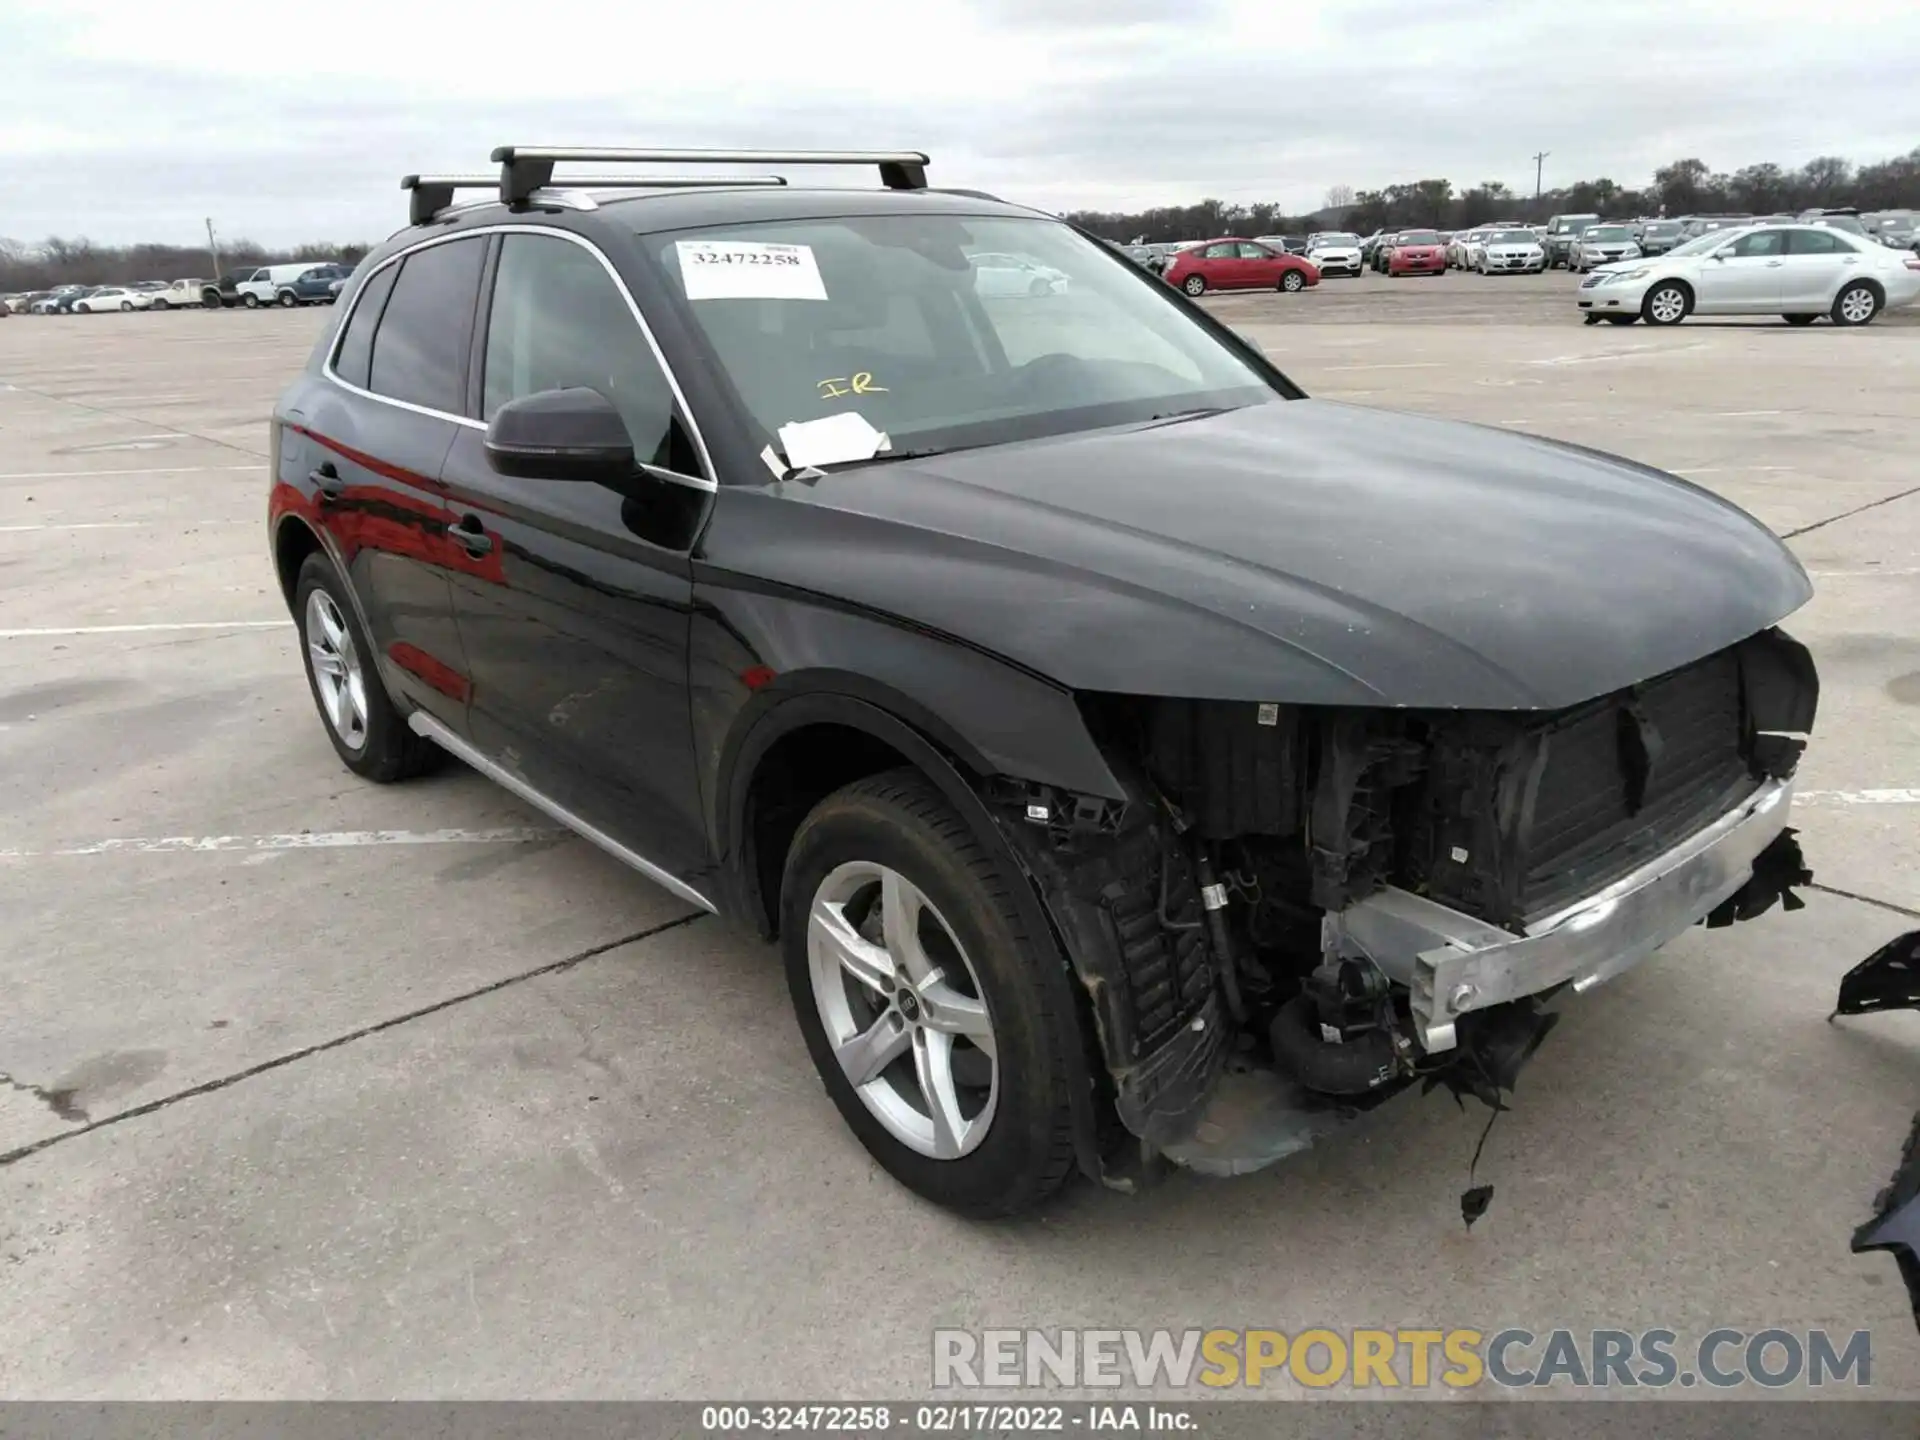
left=323, top=222, right=718, bottom=491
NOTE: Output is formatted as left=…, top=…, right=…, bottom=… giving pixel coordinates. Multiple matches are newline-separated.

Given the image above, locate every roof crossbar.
left=403, top=171, right=790, bottom=225
left=490, top=146, right=931, bottom=206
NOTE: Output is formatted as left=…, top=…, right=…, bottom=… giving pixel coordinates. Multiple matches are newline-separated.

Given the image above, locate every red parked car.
left=1386, top=230, right=1448, bottom=276
left=1163, top=238, right=1320, bottom=296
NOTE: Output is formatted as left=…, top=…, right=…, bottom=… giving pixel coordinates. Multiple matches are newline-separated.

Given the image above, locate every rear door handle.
left=447, top=514, right=494, bottom=555
left=309, top=462, right=345, bottom=499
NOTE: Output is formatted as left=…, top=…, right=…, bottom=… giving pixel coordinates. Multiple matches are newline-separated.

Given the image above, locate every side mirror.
left=485, top=387, right=635, bottom=483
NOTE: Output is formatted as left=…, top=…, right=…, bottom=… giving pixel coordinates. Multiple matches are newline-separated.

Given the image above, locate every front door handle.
left=1765, top=260, right=1783, bottom=267
left=310, top=462, right=345, bottom=500
left=446, top=514, right=494, bottom=555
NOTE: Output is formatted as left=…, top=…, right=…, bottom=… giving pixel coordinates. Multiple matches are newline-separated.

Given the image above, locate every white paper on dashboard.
left=776, top=412, right=891, bottom=469
left=676, top=240, right=828, bottom=301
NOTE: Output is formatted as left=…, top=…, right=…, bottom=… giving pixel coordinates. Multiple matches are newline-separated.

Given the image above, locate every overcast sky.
left=5, top=0, right=1917, bottom=247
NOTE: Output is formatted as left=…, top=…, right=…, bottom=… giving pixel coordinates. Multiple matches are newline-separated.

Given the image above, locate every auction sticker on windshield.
left=677, top=240, right=828, bottom=301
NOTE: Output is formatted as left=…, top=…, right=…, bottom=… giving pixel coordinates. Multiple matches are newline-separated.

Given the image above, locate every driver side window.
left=1730, top=231, right=1785, bottom=258
left=483, top=234, right=683, bottom=472
left=1202, top=242, right=1238, bottom=259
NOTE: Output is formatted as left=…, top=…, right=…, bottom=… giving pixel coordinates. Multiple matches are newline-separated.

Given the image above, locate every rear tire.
left=781, top=769, right=1081, bottom=1217
left=119, top=301, right=133, bottom=311
left=1783, top=314, right=1818, bottom=326
left=1832, top=282, right=1881, bottom=327
left=294, top=552, right=441, bottom=782
left=277, top=290, right=298, bottom=308
left=1182, top=274, right=1206, bottom=296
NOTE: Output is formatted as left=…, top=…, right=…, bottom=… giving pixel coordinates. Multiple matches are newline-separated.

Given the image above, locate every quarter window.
left=366, top=237, right=485, bottom=415
left=482, top=233, right=685, bottom=472
left=331, top=263, right=400, bottom=390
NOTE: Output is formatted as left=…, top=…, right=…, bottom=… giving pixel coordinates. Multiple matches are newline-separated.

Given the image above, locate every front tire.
left=781, top=770, right=1080, bottom=1217
left=242, top=293, right=260, bottom=309
left=1182, top=274, right=1206, bottom=296
left=152, top=298, right=169, bottom=310
left=294, top=552, right=440, bottom=782
left=1832, top=282, right=1882, bottom=327
left=1642, top=281, right=1691, bottom=326
left=1280, top=270, right=1305, bottom=292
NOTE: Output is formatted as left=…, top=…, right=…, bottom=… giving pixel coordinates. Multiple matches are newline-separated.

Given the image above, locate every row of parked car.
left=1, top=262, right=354, bottom=316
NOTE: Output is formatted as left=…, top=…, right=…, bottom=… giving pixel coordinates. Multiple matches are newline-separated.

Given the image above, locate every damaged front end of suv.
left=986, top=627, right=1818, bottom=1184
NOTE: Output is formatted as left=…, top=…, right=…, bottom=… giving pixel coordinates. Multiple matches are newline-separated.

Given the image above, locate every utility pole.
left=205, top=218, right=223, bottom=281
left=1531, top=151, right=1550, bottom=203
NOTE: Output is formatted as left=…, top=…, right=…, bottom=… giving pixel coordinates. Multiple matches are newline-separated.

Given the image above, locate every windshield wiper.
left=1142, top=405, right=1232, bottom=429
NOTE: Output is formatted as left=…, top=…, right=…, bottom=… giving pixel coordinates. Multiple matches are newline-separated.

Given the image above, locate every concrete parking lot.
left=3, top=272, right=1918, bottom=1399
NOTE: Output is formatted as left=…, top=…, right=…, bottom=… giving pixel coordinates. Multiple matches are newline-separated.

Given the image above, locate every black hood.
left=710, top=399, right=1812, bottom=710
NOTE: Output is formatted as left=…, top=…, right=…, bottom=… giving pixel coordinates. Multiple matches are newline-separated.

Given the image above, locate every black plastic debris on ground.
left=1852, top=1111, right=1920, bottom=1330
left=1832, top=929, right=1920, bottom=1018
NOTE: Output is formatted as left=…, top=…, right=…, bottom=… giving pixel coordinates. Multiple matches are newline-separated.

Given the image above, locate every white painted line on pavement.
left=1805, top=568, right=1920, bottom=577
left=0, top=519, right=253, bottom=532
left=0, top=826, right=565, bottom=859
left=0, top=464, right=263, bottom=480
left=0, top=621, right=290, bottom=637
left=1798, top=789, right=1920, bottom=806
left=1714, top=410, right=1787, bottom=418
left=1317, top=361, right=1448, bottom=372
left=1674, top=466, right=1796, bottom=475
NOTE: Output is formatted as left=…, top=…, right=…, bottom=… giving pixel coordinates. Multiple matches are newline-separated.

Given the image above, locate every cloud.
left=3, top=0, right=1917, bottom=245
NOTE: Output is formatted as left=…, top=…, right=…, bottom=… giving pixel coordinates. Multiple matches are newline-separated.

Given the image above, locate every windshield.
left=1644, top=222, right=1683, bottom=236
left=1397, top=231, right=1440, bottom=245
left=1816, top=215, right=1867, bottom=235
left=1487, top=230, right=1533, bottom=244
left=649, top=214, right=1279, bottom=466
left=1311, top=233, right=1359, bottom=247
left=1586, top=226, right=1634, bottom=242
left=1665, top=227, right=1758, bottom=257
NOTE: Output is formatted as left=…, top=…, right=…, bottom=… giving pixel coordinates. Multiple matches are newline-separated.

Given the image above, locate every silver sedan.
left=1575, top=222, right=1920, bottom=326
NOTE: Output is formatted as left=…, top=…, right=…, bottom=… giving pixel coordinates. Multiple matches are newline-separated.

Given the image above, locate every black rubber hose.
left=1269, top=995, right=1399, bottom=1097
left=1193, top=846, right=1247, bottom=1024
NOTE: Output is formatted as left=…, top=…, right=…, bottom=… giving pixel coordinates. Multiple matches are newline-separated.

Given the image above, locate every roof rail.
left=490, top=146, right=930, bottom=206
left=404, top=171, right=790, bottom=226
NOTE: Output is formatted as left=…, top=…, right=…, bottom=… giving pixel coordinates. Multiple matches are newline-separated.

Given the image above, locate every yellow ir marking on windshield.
left=817, top=372, right=887, bottom=400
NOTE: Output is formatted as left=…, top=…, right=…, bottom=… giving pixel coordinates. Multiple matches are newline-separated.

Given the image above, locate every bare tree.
left=1323, top=184, right=1356, bottom=211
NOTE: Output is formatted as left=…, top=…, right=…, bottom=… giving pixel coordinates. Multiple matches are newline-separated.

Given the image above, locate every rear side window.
left=482, top=233, right=684, bottom=471
left=330, top=263, right=400, bottom=390
left=1785, top=229, right=1849, bottom=254
left=367, top=237, right=485, bottom=415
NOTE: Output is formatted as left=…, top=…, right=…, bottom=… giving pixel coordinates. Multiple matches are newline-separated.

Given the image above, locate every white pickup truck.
left=148, top=278, right=209, bottom=310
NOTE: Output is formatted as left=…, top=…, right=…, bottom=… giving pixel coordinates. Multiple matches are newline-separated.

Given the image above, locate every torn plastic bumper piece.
left=1853, top=1112, right=1920, bottom=1330
left=1833, top=930, right=1920, bottom=1018
left=1324, top=776, right=1797, bottom=1052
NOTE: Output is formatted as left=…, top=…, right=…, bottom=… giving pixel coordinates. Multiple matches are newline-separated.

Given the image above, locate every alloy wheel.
left=1839, top=286, right=1878, bottom=324
left=806, top=860, right=998, bottom=1160
left=304, top=588, right=369, bottom=750
left=1648, top=286, right=1687, bottom=324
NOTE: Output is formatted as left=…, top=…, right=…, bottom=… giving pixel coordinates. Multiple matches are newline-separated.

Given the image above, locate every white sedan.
left=971, top=253, right=1070, bottom=298
left=1576, top=222, right=1920, bottom=326
left=1476, top=228, right=1547, bottom=274
left=1304, top=232, right=1363, bottom=276
left=72, top=287, right=153, bottom=313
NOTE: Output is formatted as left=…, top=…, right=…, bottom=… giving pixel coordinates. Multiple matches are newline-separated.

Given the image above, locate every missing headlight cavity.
left=1002, top=628, right=1815, bottom=1194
